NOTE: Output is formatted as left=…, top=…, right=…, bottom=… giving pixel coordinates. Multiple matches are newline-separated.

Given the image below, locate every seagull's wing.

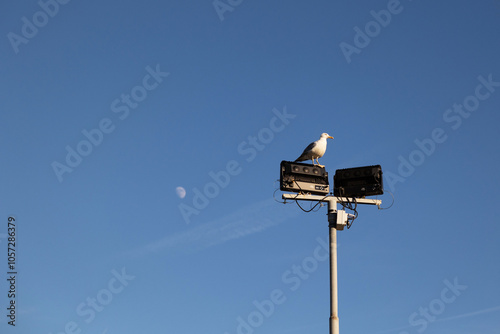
left=301, top=141, right=317, bottom=154
left=295, top=141, right=316, bottom=161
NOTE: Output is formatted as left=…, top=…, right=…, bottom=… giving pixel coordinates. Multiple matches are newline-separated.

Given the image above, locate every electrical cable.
left=299, top=179, right=327, bottom=206
left=286, top=178, right=329, bottom=212
left=295, top=198, right=325, bottom=213
left=337, top=196, right=358, bottom=229
left=273, top=179, right=318, bottom=206
left=273, top=187, right=287, bottom=204
left=377, top=190, right=395, bottom=210
left=273, top=180, right=288, bottom=204
left=273, top=179, right=298, bottom=204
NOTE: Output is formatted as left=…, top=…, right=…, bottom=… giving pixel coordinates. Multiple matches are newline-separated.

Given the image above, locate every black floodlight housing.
left=333, top=165, right=383, bottom=198
left=280, top=161, right=329, bottom=195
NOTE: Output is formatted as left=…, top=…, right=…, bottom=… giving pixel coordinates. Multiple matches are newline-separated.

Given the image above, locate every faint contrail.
left=435, top=305, right=500, bottom=322
left=125, top=198, right=299, bottom=258
left=372, top=305, right=500, bottom=334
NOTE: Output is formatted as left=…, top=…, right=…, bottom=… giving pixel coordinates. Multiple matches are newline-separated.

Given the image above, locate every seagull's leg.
left=317, top=158, right=324, bottom=168
left=311, top=158, right=315, bottom=165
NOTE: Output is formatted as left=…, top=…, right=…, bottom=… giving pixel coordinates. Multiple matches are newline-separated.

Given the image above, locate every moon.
left=176, top=186, right=186, bottom=199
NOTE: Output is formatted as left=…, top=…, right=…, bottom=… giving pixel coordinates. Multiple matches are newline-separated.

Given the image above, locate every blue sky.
left=1, top=0, right=500, bottom=333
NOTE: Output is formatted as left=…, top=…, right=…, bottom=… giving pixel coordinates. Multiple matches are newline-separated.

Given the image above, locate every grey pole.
left=328, top=199, right=340, bottom=334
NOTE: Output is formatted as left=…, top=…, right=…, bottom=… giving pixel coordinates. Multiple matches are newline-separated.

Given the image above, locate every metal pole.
left=328, top=199, right=340, bottom=334
left=329, top=226, right=339, bottom=334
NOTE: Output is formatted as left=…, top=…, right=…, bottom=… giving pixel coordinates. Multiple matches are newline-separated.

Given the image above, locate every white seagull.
left=295, top=133, right=334, bottom=167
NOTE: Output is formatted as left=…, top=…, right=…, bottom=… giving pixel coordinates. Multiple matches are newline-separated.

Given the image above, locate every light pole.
left=282, top=194, right=381, bottom=334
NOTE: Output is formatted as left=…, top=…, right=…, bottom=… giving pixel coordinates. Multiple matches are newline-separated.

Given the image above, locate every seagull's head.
left=320, top=133, right=334, bottom=140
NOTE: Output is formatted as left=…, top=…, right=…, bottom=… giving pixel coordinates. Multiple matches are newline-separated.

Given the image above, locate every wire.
left=273, top=187, right=286, bottom=204
left=295, top=198, right=327, bottom=213
left=273, top=180, right=291, bottom=204
left=338, top=196, right=358, bottom=229
left=291, top=179, right=331, bottom=212
left=273, top=179, right=314, bottom=205
left=377, top=189, right=395, bottom=210
left=275, top=178, right=330, bottom=212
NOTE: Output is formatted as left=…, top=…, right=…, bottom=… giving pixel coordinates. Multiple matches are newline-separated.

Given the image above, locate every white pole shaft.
left=329, top=225, right=339, bottom=334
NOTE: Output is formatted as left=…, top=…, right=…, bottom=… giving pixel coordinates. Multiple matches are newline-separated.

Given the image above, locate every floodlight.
left=333, top=165, right=383, bottom=197
left=280, top=160, right=329, bottom=195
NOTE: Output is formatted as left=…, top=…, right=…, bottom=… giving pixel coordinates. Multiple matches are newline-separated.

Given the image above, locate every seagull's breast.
left=310, top=138, right=327, bottom=158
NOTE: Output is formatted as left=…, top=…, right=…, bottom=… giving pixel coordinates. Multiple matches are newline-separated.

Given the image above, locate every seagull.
left=295, top=133, right=333, bottom=167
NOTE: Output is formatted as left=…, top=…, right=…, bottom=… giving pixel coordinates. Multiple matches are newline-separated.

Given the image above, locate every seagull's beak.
left=328, top=136, right=333, bottom=139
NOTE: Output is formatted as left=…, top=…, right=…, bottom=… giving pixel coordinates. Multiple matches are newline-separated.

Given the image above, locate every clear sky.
left=1, top=0, right=499, bottom=333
